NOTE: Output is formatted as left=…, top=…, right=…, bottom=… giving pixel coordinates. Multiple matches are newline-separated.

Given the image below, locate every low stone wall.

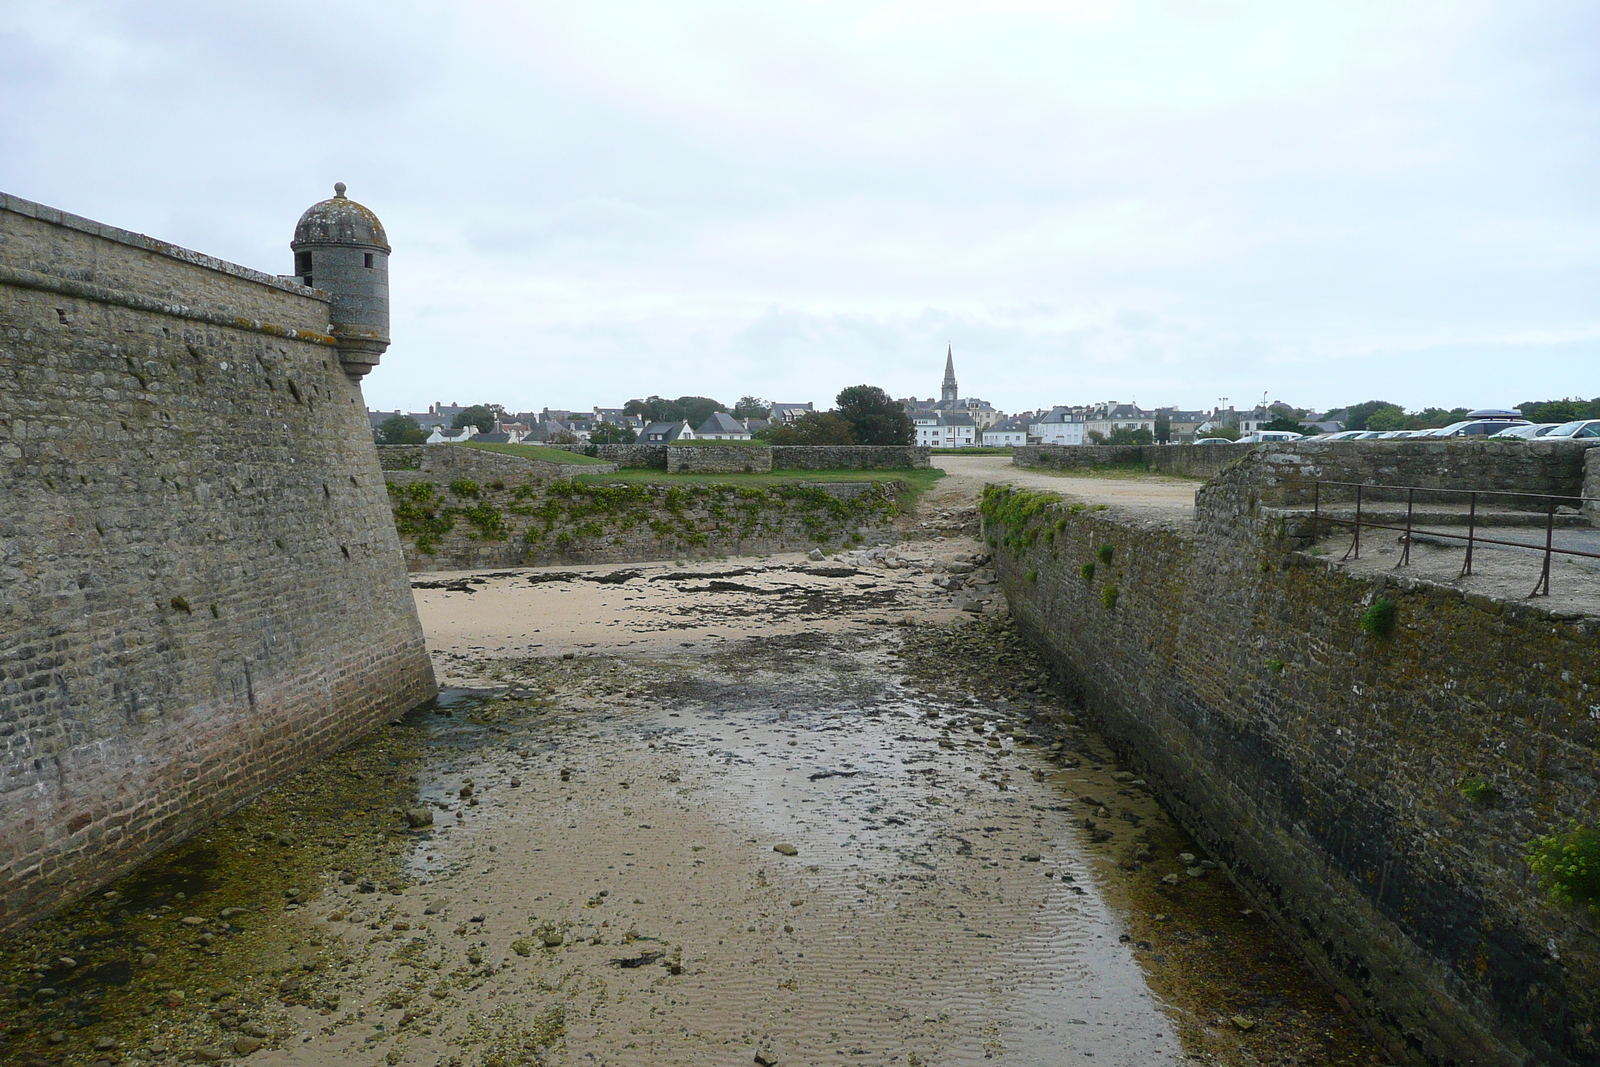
left=385, top=477, right=902, bottom=570
left=771, top=445, right=931, bottom=470
left=376, top=444, right=615, bottom=482
left=1013, top=443, right=1244, bottom=479
left=547, top=443, right=929, bottom=471
left=666, top=445, right=772, bottom=474
left=1197, top=439, right=1597, bottom=513
left=983, top=484, right=1598, bottom=1067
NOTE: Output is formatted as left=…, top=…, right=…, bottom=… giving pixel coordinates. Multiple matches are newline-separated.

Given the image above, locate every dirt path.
left=923, top=456, right=1199, bottom=523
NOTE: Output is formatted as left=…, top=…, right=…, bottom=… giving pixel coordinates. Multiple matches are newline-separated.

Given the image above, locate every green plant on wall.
left=1080, top=562, right=1095, bottom=581
left=1361, top=598, right=1397, bottom=639
left=1096, top=544, right=1114, bottom=564
left=1100, top=585, right=1119, bottom=610
left=1526, top=822, right=1600, bottom=910
left=1457, top=777, right=1498, bottom=804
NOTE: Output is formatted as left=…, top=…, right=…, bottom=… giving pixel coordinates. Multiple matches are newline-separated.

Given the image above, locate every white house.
left=695, top=412, right=753, bottom=440
left=1084, top=403, right=1156, bottom=442
left=641, top=420, right=695, bottom=443
left=914, top=411, right=977, bottom=448
left=1030, top=407, right=1086, bottom=446
left=425, top=426, right=478, bottom=444
left=981, top=416, right=1029, bottom=447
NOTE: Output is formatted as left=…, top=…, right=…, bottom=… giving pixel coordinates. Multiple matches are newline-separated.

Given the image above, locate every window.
left=295, top=251, right=312, bottom=276
left=364, top=253, right=374, bottom=268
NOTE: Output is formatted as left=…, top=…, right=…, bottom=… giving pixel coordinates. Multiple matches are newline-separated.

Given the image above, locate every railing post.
left=1461, top=492, right=1476, bottom=578
left=1531, top=497, right=1555, bottom=597
left=1311, top=482, right=1320, bottom=545
left=1399, top=487, right=1414, bottom=567
left=1353, top=484, right=1363, bottom=560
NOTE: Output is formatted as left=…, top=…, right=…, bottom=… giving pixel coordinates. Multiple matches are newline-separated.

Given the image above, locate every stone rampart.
left=983, top=484, right=1598, bottom=1067
left=547, top=443, right=929, bottom=471
left=666, top=445, right=772, bottom=474
left=770, top=445, right=930, bottom=470
left=385, top=475, right=901, bottom=571
left=1013, top=443, right=1244, bottom=479
left=1197, top=439, right=1597, bottom=514
left=0, top=193, right=436, bottom=935
left=376, top=444, right=614, bottom=481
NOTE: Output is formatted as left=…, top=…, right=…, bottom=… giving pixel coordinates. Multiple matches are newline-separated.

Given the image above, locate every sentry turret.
left=291, top=182, right=390, bottom=380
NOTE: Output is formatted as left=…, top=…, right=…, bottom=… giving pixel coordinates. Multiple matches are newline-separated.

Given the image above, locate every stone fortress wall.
left=0, top=193, right=436, bottom=935
left=986, top=442, right=1600, bottom=1067
left=378, top=445, right=902, bottom=571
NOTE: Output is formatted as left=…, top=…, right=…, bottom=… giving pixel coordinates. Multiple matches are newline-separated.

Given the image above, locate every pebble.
left=1161, top=874, right=1181, bottom=885
left=406, top=808, right=434, bottom=828
left=181, top=916, right=206, bottom=926
left=234, top=1036, right=265, bottom=1055
left=772, top=843, right=799, bottom=856
left=1230, top=1015, right=1256, bottom=1032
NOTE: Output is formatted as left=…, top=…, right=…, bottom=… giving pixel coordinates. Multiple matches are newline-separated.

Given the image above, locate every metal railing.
left=1308, top=480, right=1599, bottom=597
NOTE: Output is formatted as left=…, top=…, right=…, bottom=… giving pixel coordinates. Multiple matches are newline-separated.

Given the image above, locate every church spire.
left=940, top=343, right=958, bottom=405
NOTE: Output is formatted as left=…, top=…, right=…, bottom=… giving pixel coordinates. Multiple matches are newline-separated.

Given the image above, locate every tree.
left=1262, top=416, right=1311, bottom=435
left=1519, top=398, right=1600, bottom=423
left=1107, top=427, right=1154, bottom=445
left=622, top=395, right=728, bottom=426
left=733, top=396, right=772, bottom=419
left=452, top=404, right=501, bottom=433
left=765, top=411, right=856, bottom=445
left=1341, top=400, right=1403, bottom=431
left=1085, top=430, right=1106, bottom=445
left=1410, top=407, right=1468, bottom=430
left=1363, top=406, right=1409, bottom=432
left=375, top=414, right=426, bottom=444
left=547, top=429, right=580, bottom=445
left=624, top=396, right=675, bottom=424
left=672, top=396, right=726, bottom=429
left=589, top=423, right=638, bottom=444
left=1200, top=423, right=1240, bottom=441
left=834, top=385, right=913, bottom=446
left=1154, top=412, right=1171, bottom=444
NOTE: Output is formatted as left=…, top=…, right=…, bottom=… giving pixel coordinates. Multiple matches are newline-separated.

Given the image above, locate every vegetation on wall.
left=1526, top=823, right=1600, bottom=911
left=386, top=475, right=902, bottom=559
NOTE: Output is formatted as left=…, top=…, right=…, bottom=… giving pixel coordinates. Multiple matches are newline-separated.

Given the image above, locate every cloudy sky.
left=3, top=1, right=1596, bottom=416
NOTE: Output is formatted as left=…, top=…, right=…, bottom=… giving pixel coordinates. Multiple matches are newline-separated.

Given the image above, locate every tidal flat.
left=0, top=546, right=1387, bottom=1067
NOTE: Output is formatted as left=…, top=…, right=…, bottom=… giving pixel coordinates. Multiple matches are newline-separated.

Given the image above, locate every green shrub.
left=1361, top=598, right=1397, bottom=639
left=1527, top=823, right=1600, bottom=910
left=1096, top=544, right=1114, bottom=564
left=1100, top=585, right=1119, bottom=610
left=1026, top=569, right=1038, bottom=583
left=1457, top=777, right=1497, bottom=804
left=170, top=596, right=192, bottom=614
left=449, top=478, right=481, bottom=498
left=1079, top=562, right=1095, bottom=581
left=1265, top=658, right=1285, bottom=673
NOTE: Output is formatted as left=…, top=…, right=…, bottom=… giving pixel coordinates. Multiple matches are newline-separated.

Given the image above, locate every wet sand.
left=0, top=535, right=1388, bottom=1067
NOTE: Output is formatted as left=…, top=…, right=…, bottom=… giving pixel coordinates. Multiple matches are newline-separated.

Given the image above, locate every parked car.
left=1539, top=419, right=1600, bottom=439
left=1236, top=430, right=1304, bottom=444
left=1490, top=423, right=1563, bottom=439
left=1422, top=418, right=1529, bottom=438
left=1193, top=437, right=1237, bottom=446
left=1321, top=430, right=1367, bottom=441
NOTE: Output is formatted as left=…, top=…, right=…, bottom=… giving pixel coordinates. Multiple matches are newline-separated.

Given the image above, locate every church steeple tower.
left=941, top=344, right=958, bottom=405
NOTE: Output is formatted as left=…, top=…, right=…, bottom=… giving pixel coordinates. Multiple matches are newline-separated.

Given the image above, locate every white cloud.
left=2, top=0, right=1596, bottom=414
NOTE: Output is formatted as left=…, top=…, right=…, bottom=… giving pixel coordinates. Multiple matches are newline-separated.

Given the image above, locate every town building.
left=695, top=412, right=753, bottom=440
left=981, top=415, right=1029, bottom=447
left=1030, top=407, right=1087, bottom=446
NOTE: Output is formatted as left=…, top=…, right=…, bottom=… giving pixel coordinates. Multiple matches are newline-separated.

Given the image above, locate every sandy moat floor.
left=0, top=464, right=1396, bottom=1067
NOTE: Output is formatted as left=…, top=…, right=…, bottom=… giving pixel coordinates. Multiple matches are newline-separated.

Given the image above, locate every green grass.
left=1026, top=465, right=1208, bottom=482
left=575, top=467, right=945, bottom=509
left=462, top=441, right=612, bottom=465
left=932, top=446, right=1013, bottom=456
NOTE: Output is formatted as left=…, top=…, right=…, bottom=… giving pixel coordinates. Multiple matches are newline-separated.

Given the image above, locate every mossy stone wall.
left=983, top=484, right=1599, bottom=1067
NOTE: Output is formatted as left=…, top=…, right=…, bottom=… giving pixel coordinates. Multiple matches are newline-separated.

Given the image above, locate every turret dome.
left=292, top=182, right=389, bottom=251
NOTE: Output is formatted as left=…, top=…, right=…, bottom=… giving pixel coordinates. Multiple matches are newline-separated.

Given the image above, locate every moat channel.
left=0, top=545, right=1388, bottom=1067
